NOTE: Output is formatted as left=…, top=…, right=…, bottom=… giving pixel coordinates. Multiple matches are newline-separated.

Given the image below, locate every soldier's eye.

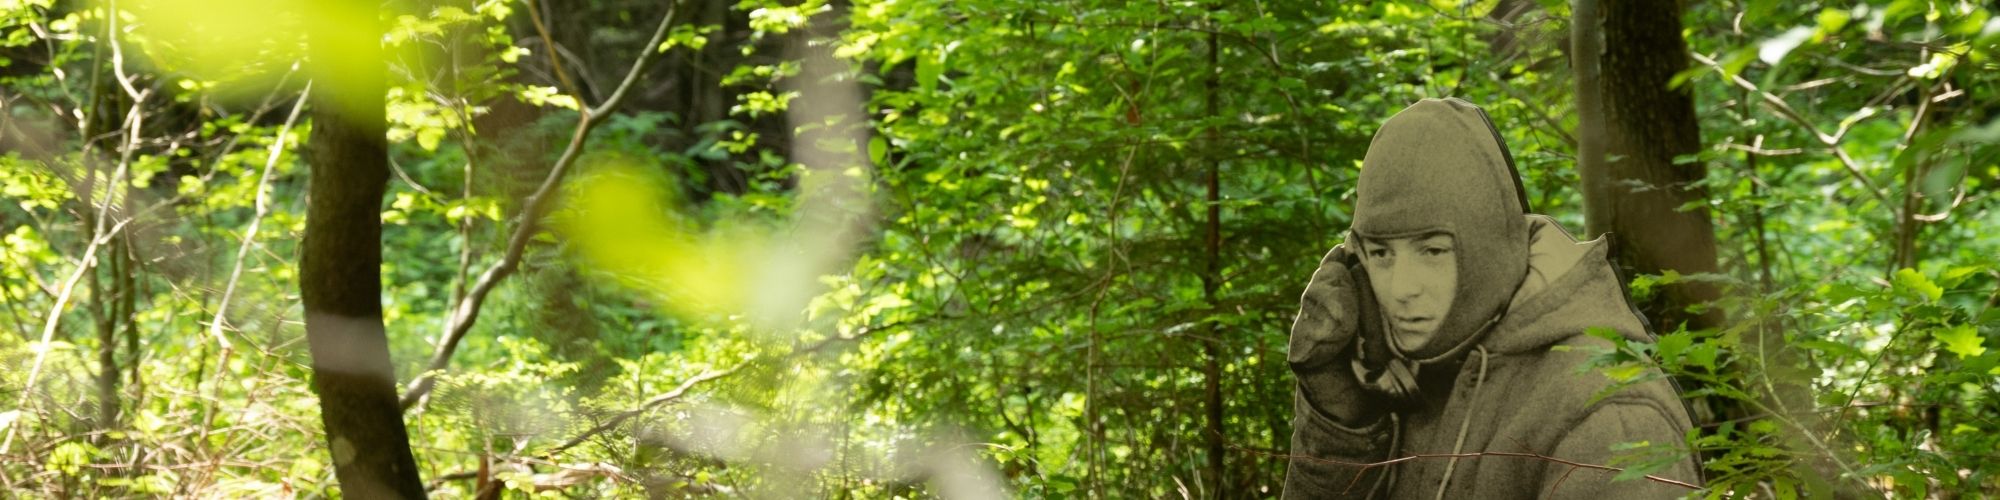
left=1421, top=246, right=1451, bottom=257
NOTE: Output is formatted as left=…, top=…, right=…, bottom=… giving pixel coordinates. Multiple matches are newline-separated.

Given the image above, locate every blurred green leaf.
left=1934, top=325, right=1987, bottom=359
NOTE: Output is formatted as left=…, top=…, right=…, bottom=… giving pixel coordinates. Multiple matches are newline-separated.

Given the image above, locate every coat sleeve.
left=1282, top=369, right=1392, bottom=499
left=1539, top=401, right=1701, bottom=500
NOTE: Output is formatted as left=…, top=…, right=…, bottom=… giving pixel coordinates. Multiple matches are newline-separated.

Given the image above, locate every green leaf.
left=916, top=49, right=942, bottom=94
left=868, top=136, right=888, bottom=166
left=1685, top=342, right=1721, bottom=371
left=1815, top=7, right=1852, bottom=34
left=1585, top=326, right=1624, bottom=342
left=1940, top=265, right=1982, bottom=287
left=1603, top=364, right=1646, bottom=382
left=1964, top=352, right=2000, bottom=377
left=1657, top=269, right=1682, bottom=284
left=1610, top=440, right=1653, bottom=451
left=1748, top=420, right=1778, bottom=435
left=1655, top=332, right=1692, bottom=365
left=1797, top=339, right=1863, bottom=360
left=1893, top=268, right=1943, bottom=303
left=1933, top=325, right=1987, bottom=359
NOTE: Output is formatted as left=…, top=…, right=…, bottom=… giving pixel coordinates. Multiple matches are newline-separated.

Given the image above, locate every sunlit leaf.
left=1757, top=27, right=1814, bottom=65
left=1893, top=268, right=1943, bottom=303
left=1934, top=325, right=1988, bottom=359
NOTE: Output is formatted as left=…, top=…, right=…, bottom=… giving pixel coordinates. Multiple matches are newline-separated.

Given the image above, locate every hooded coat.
left=1285, top=98, right=1700, bottom=498
left=1283, top=215, right=1703, bottom=499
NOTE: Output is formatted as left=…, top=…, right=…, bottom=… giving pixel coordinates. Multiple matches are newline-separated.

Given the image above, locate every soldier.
left=1284, top=98, right=1702, bottom=499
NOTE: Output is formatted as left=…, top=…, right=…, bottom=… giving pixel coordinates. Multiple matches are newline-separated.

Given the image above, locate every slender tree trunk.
left=94, top=238, right=127, bottom=434
left=83, top=13, right=125, bottom=437
left=1202, top=7, right=1227, bottom=496
left=119, top=236, right=141, bottom=423
left=302, top=2, right=427, bottom=497
left=1572, top=0, right=1611, bottom=238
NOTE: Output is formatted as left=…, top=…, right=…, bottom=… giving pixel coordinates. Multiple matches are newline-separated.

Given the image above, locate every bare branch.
left=3, top=2, right=154, bottom=456
left=206, top=83, right=311, bottom=352
left=523, top=0, right=581, bottom=99
left=539, top=366, right=742, bottom=458
left=1690, top=52, right=1893, bottom=207
left=1489, top=71, right=1577, bottom=149
left=529, top=318, right=923, bottom=460
left=0, top=89, right=148, bottom=458
left=794, top=318, right=928, bottom=355
left=401, top=0, right=688, bottom=410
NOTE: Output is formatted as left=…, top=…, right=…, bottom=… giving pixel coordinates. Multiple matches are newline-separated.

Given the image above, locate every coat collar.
left=1480, top=215, right=1650, bottom=355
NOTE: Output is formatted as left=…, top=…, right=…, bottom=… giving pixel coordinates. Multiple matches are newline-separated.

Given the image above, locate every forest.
left=0, top=0, right=1996, bottom=497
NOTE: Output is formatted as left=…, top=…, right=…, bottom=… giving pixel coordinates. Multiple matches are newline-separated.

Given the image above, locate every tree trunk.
left=1202, top=6, right=1227, bottom=496
left=93, top=238, right=128, bottom=434
left=302, top=2, right=427, bottom=497
left=1573, top=0, right=1721, bottom=333
left=1576, top=2, right=1870, bottom=495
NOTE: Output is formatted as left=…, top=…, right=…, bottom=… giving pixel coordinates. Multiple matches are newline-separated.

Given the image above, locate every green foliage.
left=1, top=0, right=1996, bottom=497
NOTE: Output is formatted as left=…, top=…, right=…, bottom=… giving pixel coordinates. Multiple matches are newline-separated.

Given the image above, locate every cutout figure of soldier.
left=1283, top=98, right=1703, bottom=498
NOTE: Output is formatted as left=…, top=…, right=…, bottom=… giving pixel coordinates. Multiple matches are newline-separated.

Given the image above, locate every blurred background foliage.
left=0, top=0, right=1996, bottom=497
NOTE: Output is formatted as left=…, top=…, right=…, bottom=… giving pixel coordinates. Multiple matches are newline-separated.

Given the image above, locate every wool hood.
left=1351, top=98, right=1532, bottom=362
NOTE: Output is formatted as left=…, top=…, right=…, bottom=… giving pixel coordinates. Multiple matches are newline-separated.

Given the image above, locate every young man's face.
left=1357, top=233, right=1458, bottom=351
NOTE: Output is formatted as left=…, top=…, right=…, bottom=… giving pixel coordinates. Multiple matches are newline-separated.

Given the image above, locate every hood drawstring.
left=1433, top=345, right=1491, bottom=500
left=1370, top=413, right=1403, bottom=499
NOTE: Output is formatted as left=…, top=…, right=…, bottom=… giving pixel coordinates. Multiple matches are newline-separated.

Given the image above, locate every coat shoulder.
left=1485, top=330, right=1682, bottom=427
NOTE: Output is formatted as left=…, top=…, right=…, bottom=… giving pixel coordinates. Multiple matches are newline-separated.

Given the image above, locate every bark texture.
left=1580, top=0, right=1722, bottom=332
left=302, top=2, right=427, bottom=497
left=1578, top=2, right=1856, bottom=495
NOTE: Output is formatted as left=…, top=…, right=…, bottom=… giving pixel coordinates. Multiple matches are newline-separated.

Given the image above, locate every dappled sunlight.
left=554, top=159, right=770, bottom=322
left=119, top=0, right=308, bottom=89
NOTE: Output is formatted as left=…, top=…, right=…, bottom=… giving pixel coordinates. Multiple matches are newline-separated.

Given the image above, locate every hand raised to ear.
left=1288, top=243, right=1362, bottom=370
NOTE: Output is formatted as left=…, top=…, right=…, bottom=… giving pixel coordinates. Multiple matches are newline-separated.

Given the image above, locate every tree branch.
left=1690, top=52, right=1893, bottom=207
left=206, top=82, right=310, bottom=352
left=401, top=0, right=687, bottom=410
left=539, top=366, right=742, bottom=458
left=0, top=80, right=148, bottom=458
left=529, top=318, right=923, bottom=460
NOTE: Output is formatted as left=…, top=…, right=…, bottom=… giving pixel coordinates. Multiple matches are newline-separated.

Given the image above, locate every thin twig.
left=793, top=318, right=926, bottom=354
left=206, top=82, right=310, bottom=351
left=523, top=0, right=581, bottom=99
left=1690, top=52, right=1893, bottom=206
left=0, top=91, right=148, bottom=458
left=401, top=0, right=687, bottom=410
left=5, top=3, right=153, bottom=459
left=539, top=366, right=741, bottom=457
left=1489, top=71, right=1578, bottom=149
left=525, top=316, right=918, bottom=461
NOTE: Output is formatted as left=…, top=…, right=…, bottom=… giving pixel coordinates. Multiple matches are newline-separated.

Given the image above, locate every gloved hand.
left=1289, top=243, right=1362, bottom=370
left=1288, top=242, right=1384, bottom=425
